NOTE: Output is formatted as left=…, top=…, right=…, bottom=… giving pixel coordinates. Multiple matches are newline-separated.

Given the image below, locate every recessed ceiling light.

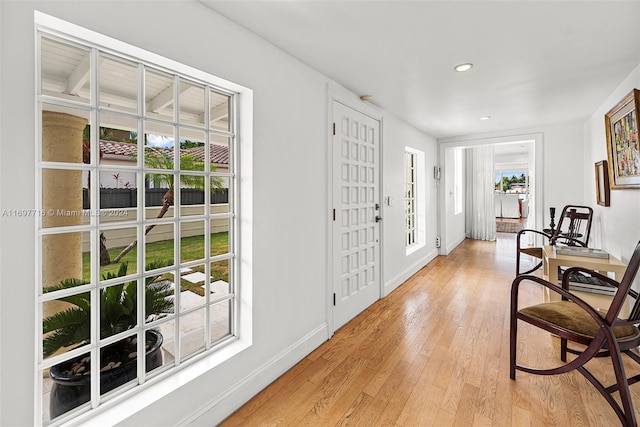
left=454, top=63, right=473, bottom=72
left=479, top=116, right=491, bottom=120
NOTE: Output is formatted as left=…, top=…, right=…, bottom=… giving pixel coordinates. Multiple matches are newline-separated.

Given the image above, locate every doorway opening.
left=494, top=142, right=533, bottom=236
left=439, top=133, right=542, bottom=254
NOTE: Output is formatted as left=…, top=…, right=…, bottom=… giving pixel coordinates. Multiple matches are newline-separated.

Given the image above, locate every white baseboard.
left=384, top=249, right=438, bottom=296
left=181, top=323, right=329, bottom=426
left=445, top=234, right=466, bottom=255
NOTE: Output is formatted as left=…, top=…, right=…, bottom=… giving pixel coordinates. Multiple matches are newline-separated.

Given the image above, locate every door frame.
left=437, top=132, right=544, bottom=254
left=327, top=83, right=384, bottom=336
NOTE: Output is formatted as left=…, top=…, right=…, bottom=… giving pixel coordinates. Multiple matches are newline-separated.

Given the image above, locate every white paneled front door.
left=332, top=101, right=381, bottom=330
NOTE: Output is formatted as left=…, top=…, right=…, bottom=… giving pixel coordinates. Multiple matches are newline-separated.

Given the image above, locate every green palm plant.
left=111, top=146, right=223, bottom=263
left=42, top=261, right=173, bottom=358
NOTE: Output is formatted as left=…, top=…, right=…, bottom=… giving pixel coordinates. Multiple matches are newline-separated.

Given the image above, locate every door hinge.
left=333, top=122, right=336, bottom=136
left=333, top=293, right=336, bottom=306
left=333, top=208, right=336, bottom=221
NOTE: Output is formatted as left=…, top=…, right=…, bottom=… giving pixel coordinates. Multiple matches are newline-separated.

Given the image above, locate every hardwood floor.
left=220, top=235, right=639, bottom=426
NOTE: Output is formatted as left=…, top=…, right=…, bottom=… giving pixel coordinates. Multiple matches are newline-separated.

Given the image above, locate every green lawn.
left=83, top=232, right=229, bottom=296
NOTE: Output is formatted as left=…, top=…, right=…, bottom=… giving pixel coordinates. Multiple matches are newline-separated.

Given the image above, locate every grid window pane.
left=210, top=258, right=231, bottom=286
left=98, top=333, right=138, bottom=397
left=42, top=230, right=90, bottom=287
left=41, top=105, right=90, bottom=164
left=180, top=309, right=205, bottom=360
left=41, top=38, right=91, bottom=104
left=211, top=219, right=231, bottom=257
left=179, top=263, right=206, bottom=312
left=179, top=129, right=206, bottom=172
left=42, top=294, right=90, bottom=360
left=181, top=221, right=205, bottom=263
left=145, top=272, right=175, bottom=323
left=147, top=322, right=176, bottom=376
left=145, top=69, right=174, bottom=121
left=100, top=281, right=137, bottom=339
left=45, top=350, right=92, bottom=420
left=179, top=79, right=205, bottom=127
left=210, top=301, right=231, bottom=344
left=99, top=227, right=138, bottom=278
left=144, top=124, right=174, bottom=169
left=180, top=175, right=206, bottom=216
left=144, top=172, right=175, bottom=219
left=42, top=168, right=86, bottom=228
left=209, top=92, right=231, bottom=132
left=99, top=54, right=138, bottom=114
left=145, top=223, right=175, bottom=268
left=98, top=113, right=138, bottom=166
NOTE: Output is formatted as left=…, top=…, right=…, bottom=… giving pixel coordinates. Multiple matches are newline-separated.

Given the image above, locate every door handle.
left=375, top=215, right=382, bottom=222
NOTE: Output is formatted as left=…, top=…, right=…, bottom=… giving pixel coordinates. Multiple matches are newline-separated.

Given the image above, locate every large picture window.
left=495, top=170, right=529, bottom=194
left=36, top=23, right=246, bottom=424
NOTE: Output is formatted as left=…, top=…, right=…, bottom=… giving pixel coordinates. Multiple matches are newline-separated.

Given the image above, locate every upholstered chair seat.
left=521, top=301, right=640, bottom=342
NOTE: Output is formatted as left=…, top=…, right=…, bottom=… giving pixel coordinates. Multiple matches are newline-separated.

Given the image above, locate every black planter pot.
left=49, top=330, right=163, bottom=419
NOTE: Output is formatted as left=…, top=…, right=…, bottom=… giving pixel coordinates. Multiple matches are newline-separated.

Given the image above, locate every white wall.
left=540, top=122, right=588, bottom=211
left=583, top=64, right=640, bottom=261
left=0, top=2, right=440, bottom=426
left=443, top=147, right=466, bottom=253
left=382, top=114, right=439, bottom=294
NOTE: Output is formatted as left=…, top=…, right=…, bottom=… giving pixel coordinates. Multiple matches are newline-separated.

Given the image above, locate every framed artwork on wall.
left=605, top=88, right=640, bottom=189
left=595, top=160, right=610, bottom=206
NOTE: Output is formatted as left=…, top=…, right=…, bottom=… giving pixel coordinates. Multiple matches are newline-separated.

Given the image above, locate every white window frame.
left=34, top=12, right=253, bottom=426
left=405, top=147, right=425, bottom=255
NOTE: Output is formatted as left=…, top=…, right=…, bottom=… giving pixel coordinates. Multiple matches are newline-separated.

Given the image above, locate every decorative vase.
left=49, top=330, right=163, bottom=418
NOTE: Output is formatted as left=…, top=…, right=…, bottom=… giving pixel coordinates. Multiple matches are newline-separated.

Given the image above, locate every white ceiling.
left=199, top=0, right=640, bottom=139
left=494, top=141, right=532, bottom=170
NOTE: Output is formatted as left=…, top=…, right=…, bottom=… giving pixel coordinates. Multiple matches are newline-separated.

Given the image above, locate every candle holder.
left=543, top=207, right=556, bottom=238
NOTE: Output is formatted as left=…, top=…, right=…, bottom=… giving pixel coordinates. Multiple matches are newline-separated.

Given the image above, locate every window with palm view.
left=36, top=29, right=240, bottom=424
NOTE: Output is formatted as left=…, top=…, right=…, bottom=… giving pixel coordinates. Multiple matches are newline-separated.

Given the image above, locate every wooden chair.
left=510, top=240, right=640, bottom=426
left=516, top=205, right=593, bottom=275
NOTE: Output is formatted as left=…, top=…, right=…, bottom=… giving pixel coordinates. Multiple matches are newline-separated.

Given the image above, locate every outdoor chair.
left=516, top=205, right=593, bottom=275
left=510, top=240, right=640, bottom=426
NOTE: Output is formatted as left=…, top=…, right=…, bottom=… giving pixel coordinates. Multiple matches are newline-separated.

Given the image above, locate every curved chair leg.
left=515, top=341, right=604, bottom=377
left=578, top=328, right=639, bottom=427
left=513, top=333, right=607, bottom=378
left=510, top=321, right=517, bottom=379
left=606, top=332, right=637, bottom=427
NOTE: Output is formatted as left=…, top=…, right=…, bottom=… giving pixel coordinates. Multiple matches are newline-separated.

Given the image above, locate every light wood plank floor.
left=220, top=235, right=640, bottom=426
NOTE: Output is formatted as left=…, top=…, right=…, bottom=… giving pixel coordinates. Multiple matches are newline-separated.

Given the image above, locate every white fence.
left=82, top=204, right=229, bottom=251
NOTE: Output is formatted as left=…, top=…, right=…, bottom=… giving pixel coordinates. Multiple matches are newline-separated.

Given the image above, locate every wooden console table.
left=542, top=245, right=629, bottom=316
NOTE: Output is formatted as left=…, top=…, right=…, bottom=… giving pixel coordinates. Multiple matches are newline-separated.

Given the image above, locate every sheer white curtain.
left=465, top=146, right=496, bottom=241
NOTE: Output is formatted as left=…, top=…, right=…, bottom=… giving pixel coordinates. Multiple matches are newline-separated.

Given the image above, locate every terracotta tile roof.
left=99, top=140, right=139, bottom=157
left=99, top=140, right=228, bottom=165
left=183, top=145, right=229, bottom=164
